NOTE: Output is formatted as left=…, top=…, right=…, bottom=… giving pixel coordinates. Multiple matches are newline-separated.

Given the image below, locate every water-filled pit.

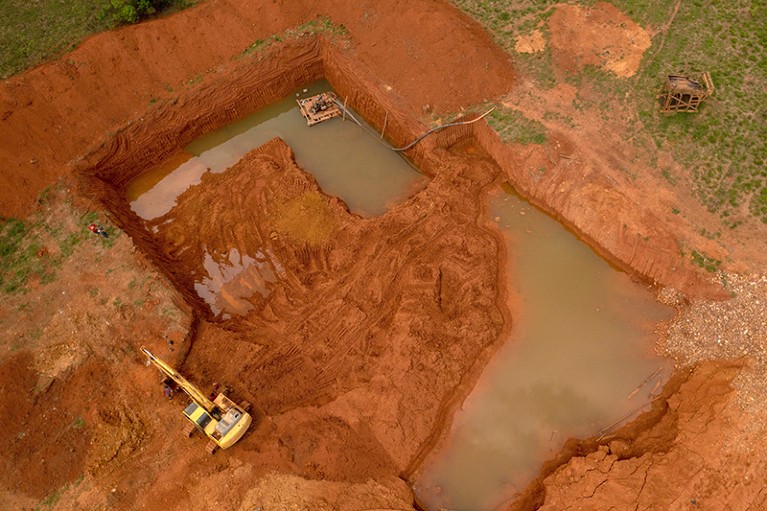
left=125, top=80, right=428, bottom=317
left=127, top=80, right=427, bottom=221
left=415, top=187, right=673, bottom=510
left=110, top=72, right=672, bottom=509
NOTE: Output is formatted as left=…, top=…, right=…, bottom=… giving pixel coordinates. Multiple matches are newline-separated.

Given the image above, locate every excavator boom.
left=141, top=346, right=216, bottom=412
left=141, top=346, right=252, bottom=451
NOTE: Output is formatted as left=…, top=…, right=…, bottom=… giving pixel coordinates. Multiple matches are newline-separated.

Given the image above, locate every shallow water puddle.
left=126, top=151, right=206, bottom=220
left=415, top=188, right=673, bottom=511
left=128, top=79, right=427, bottom=220
left=193, top=248, right=277, bottom=317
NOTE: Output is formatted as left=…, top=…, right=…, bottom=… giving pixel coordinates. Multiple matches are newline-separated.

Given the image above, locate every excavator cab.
left=182, top=393, right=251, bottom=450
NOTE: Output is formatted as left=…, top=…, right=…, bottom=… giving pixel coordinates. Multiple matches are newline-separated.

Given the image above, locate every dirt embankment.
left=2, top=1, right=516, bottom=508
left=2, top=1, right=766, bottom=511
left=0, top=0, right=512, bottom=219
left=534, top=360, right=767, bottom=511
left=73, top=39, right=514, bottom=504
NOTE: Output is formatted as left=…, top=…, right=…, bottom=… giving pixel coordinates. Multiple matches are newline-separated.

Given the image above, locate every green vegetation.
left=0, top=185, right=118, bottom=294
left=35, top=486, right=65, bottom=511
left=291, top=16, right=348, bottom=38
left=487, top=105, right=548, bottom=145
left=451, top=0, right=767, bottom=224
left=542, top=110, right=576, bottom=128
left=690, top=249, right=722, bottom=273
left=102, top=0, right=195, bottom=25
left=0, top=0, right=199, bottom=79
left=240, top=16, right=348, bottom=58
left=34, top=475, right=84, bottom=511
left=630, top=0, right=767, bottom=225
left=0, top=218, right=37, bottom=294
left=449, top=1, right=559, bottom=87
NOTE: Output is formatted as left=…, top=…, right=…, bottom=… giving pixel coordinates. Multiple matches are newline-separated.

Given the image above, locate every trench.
left=127, top=79, right=427, bottom=222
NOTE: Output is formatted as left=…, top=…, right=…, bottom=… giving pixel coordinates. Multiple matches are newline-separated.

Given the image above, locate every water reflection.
left=193, top=248, right=277, bottom=317
left=128, top=154, right=208, bottom=220
left=127, top=80, right=428, bottom=220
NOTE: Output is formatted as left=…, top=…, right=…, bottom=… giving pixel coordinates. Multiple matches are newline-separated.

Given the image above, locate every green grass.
left=451, top=0, right=767, bottom=225
left=629, top=0, right=767, bottom=225
left=0, top=216, right=75, bottom=293
left=239, top=16, right=348, bottom=58
left=690, top=249, right=722, bottom=273
left=487, top=105, right=548, bottom=145
left=0, top=0, right=200, bottom=79
left=0, top=218, right=34, bottom=293
left=0, top=0, right=108, bottom=79
left=449, top=1, right=560, bottom=88
left=291, top=16, right=348, bottom=38
left=0, top=187, right=118, bottom=294
left=34, top=485, right=65, bottom=511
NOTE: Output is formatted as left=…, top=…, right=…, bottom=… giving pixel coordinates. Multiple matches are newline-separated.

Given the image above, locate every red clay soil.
left=532, top=359, right=767, bottom=511
left=0, top=0, right=512, bottom=218
left=2, top=1, right=767, bottom=511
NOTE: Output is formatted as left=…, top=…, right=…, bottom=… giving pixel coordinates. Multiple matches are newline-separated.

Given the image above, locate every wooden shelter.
left=659, top=72, right=714, bottom=112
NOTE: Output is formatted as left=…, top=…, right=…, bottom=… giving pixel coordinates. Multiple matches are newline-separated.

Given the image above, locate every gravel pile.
left=660, top=273, right=767, bottom=416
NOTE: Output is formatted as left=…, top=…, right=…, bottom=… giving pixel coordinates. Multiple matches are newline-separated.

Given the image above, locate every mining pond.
left=125, top=80, right=427, bottom=316
left=415, top=188, right=674, bottom=511
left=127, top=80, right=427, bottom=220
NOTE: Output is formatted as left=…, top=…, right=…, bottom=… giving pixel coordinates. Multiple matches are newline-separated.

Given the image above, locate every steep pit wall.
left=470, top=121, right=727, bottom=300
left=3, top=3, right=740, bottom=510
left=75, top=34, right=476, bottom=317
left=528, top=360, right=764, bottom=511
left=73, top=32, right=717, bottom=501
left=76, top=37, right=323, bottom=312
left=74, top=34, right=512, bottom=481
left=0, top=0, right=516, bottom=219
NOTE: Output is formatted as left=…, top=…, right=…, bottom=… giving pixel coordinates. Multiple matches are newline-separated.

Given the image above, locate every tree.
left=104, top=0, right=173, bottom=25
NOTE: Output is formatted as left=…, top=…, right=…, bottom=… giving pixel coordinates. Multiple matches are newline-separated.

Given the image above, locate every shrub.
left=103, top=0, right=174, bottom=25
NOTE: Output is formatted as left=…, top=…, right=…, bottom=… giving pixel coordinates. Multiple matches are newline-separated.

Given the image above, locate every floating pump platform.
left=297, top=92, right=341, bottom=126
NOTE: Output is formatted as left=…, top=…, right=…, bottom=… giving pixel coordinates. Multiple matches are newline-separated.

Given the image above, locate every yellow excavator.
left=141, top=346, right=252, bottom=453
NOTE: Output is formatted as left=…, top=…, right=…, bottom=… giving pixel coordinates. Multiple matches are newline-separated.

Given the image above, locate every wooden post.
left=381, top=111, right=388, bottom=140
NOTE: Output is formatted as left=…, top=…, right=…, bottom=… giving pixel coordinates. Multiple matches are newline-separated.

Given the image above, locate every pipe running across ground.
left=332, top=97, right=495, bottom=152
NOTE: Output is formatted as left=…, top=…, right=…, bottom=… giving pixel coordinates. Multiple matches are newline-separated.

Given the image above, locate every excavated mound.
left=143, top=139, right=347, bottom=318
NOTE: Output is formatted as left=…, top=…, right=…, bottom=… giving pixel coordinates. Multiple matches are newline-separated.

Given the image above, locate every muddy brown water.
left=414, top=188, right=674, bottom=511
left=127, top=80, right=427, bottom=221
left=125, top=80, right=672, bottom=507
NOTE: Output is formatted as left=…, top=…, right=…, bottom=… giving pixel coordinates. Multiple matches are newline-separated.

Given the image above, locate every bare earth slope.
left=0, top=0, right=512, bottom=218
